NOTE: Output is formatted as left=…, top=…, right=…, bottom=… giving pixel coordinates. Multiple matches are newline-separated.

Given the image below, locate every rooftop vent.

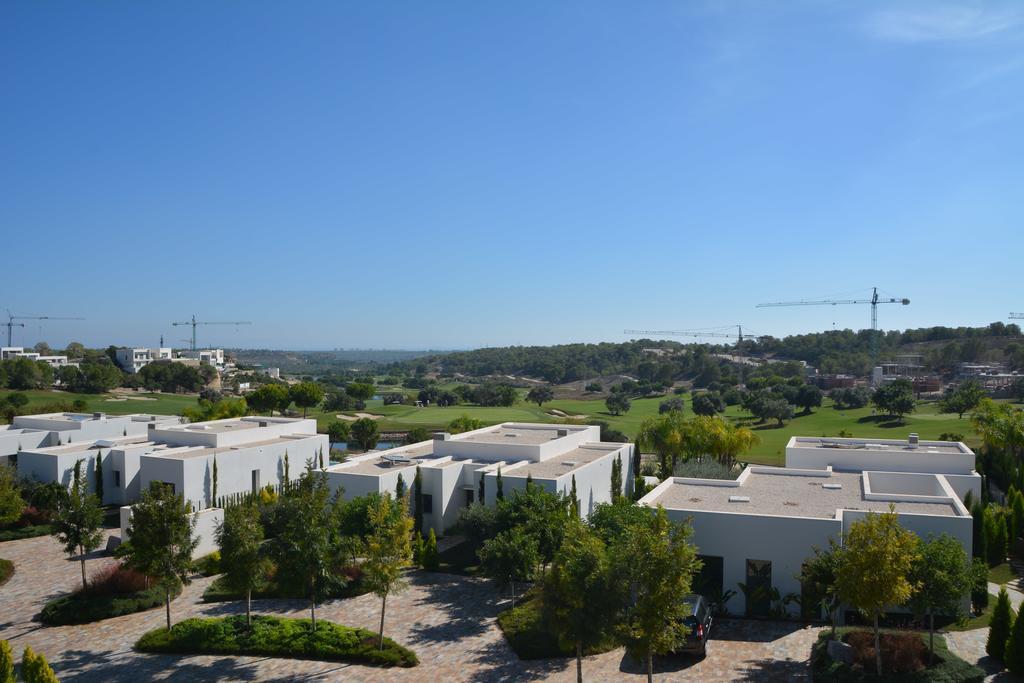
left=557, top=429, right=569, bottom=437
left=562, top=461, right=578, bottom=467
left=259, top=421, right=268, bottom=428
left=92, top=412, right=104, bottom=419
left=433, top=432, right=452, bottom=441
left=728, top=495, right=750, bottom=503
left=823, top=483, right=843, bottom=490
left=908, top=433, right=919, bottom=449
left=147, top=423, right=156, bottom=430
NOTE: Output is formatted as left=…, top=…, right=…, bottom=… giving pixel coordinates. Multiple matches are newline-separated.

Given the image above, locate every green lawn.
left=0, top=389, right=198, bottom=419
left=988, top=562, right=1016, bottom=586
left=944, top=594, right=998, bottom=632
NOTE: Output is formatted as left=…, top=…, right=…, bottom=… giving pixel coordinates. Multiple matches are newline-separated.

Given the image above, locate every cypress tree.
left=1013, top=495, right=1024, bottom=548
left=998, top=515, right=1010, bottom=564
left=526, top=472, right=533, bottom=490
left=570, top=474, right=579, bottom=516
left=318, top=446, right=324, bottom=470
left=988, top=588, right=1014, bottom=660
left=496, top=465, right=504, bottom=501
left=963, top=489, right=974, bottom=510
left=395, top=473, right=406, bottom=500
left=413, top=466, right=423, bottom=534
left=610, top=455, right=622, bottom=502
left=212, top=456, right=218, bottom=506
left=283, top=450, right=290, bottom=493
left=95, top=450, right=104, bottom=503
left=478, top=473, right=485, bottom=504
left=1007, top=602, right=1024, bottom=674
left=973, top=501, right=987, bottom=561
left=423, top=529, right=440, bottom=571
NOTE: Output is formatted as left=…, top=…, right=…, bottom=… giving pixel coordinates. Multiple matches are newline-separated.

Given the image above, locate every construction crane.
left=756, top=286, right=909, bottom=359
left=1010, top=313, right=1024, bottom=320
left=623, top=325, right=764, bottom=343
left=172, top=315, right=251, bottom=352
left=4, top=310, right=84, bottom=346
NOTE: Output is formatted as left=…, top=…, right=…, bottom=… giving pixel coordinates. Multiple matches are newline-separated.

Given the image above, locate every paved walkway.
left=0, top=533, right=823, bottom=681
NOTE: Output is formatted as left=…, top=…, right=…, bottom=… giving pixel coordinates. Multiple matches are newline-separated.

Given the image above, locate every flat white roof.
left=648, top=468, right=960, bottom=519
left=788, top=436, right=971, bottom=455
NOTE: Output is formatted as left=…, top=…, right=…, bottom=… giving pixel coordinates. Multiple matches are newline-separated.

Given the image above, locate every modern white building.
left=13, top=414, right=325, bottom=512
left=639, top=435, right=979, bottom=618
left=1, top=347, right=74, bottom=368
left=115, top=347, right=173, bottom=373
left=325, top=423, right=634, bottom=537
left=178, top=348, right=226, bottom=368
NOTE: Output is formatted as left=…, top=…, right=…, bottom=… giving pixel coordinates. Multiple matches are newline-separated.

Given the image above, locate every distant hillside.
left=230, top=348, right=438, bottom=375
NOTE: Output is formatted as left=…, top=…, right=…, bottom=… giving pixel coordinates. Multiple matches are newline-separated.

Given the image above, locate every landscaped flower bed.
left=811, top=628, right=983, bottom=682
left=496, top=591, right=617, bottom=660
left=136, top=614, right=418, bottom=667
left=40, top=564, right=180, bottom=625
left=201, top=562, right=368, bottom=602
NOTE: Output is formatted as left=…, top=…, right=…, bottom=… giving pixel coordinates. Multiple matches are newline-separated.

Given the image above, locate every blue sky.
left=2, top=1, right=1022, bottom=350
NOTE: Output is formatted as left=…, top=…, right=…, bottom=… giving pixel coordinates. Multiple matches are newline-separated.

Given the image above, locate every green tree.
left=362, top=492, right=413, bottom=649
left=289, top=381, right=324, bottom=418
left=94, top=450, right=104, bottom=503
left=908, top=534, right=972, bottom=663
left=605, top=393, right=631, bottom=416
left=658, top=397, right=685, bottom=415
left=1007, top=600, right=1024, bottom=674
left=872, top=378, right=917, bottom=421
left=795, top=384, right=823, bottom=414
left=247, top=383, right=290, bottom=416
left=610, top=455, right=623, bottom=502
left=350, top=417, right=380, bottom=451
left=972, top=399, right=1024, bottom=459
left=526, top=385, right=554, bottom=408
left=987, top=587, right=1014, bottom=660
left=448, top=414, right=484, bottom=434
left=691, top=392, right=725, bottom=417
left=0, top=639, right=13, bottom=683
left=412, top=466, right=423, bottom=534
left=326, top=420, right=351, bottom=445
left=543, top=521, right=615, bottom=683
left=395, top=473, right=406, bottom=501
left=799, top=540, right=842, bottom=639
left=636, top=412, right=686, bottom=480
left=479, top=527, right=538, bottom=608
left=569, top=475, right=579, bottom=517
left=20, top=647, right=58, bottom=683
left=5, top=393, right=28, bottom=410
left=405, top=426, right=431, bottom=444
left=422, top=528, right=440, bottom=571
left=0, top=466, right=25, bottom=526
left=609, top=507, right=701, bottom=683
left=216, top=503, right=268, bottom=628
left=496, top=465, right=504, bottom=501
left=939, top=380, right=986, bottom=419
left=346, top=381, right=376, bottom=402
left=52, top=459, right=104, bottom=590
left=116, top=481, right=198, bottom=630
left=836, top=506, right=920, bottom=676
left=271, top=468, right=334, bottom=631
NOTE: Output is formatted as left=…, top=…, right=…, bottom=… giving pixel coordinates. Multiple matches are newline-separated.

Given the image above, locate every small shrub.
left=193, top=551, right=222, bottom=577
left=20, top=646, right=58, bottom=683
left=83, top=564, right=150, bottom=597
left=0, top=559, right=13, bottom=588
left=422, top=530, right=440, bottom=571
left=810, top=628, right=984, bottom=683
left=672, top=458, right=738, bottom=480
left=0, top=640, right=13, bottom=683
left=40, top=569, right=179, bottom=626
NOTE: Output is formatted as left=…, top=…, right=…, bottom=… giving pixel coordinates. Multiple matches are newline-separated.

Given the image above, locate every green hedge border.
left=0, top=524, right=54, bottom=542
left=41, top=584, right=182, bottom=625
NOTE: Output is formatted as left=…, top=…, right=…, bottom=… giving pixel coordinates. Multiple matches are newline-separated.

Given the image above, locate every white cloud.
left=865, top=3, right=1023, bottom=42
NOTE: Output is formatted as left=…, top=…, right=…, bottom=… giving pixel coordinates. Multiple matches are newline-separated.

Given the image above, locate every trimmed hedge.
left=136, top=614, right=418, bottom=667
left=0, top=558, right=12, bottom=587
left=811, top=628, right=984, bottom=683
left=496, top=592, right=617, bottom=660
left=40, top=584, right=181, bottom=625
left=0, top=524, right=53, bottom=542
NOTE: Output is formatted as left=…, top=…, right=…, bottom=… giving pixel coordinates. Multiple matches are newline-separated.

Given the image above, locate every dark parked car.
left=674, top=594, right=713, bottom=656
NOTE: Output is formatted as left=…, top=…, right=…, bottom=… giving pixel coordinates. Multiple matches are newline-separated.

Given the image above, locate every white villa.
left=639, top=434, right=979, bottom=618
left=326, top=423, right=634, bottom=537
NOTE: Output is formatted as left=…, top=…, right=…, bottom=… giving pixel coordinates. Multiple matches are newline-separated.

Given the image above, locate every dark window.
left=465, top=489, right=474, bottom=507
left=422, top=494, right=433, bottom=514
left=694, top=555, right=724, bottom=599
left=745, top=559, right=772, bottom=618
left=251, top=469, right=260, bottom=494
left=113, top=471, right=121, bottom=488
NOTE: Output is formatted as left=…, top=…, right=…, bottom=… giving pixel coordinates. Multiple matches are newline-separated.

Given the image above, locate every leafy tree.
left=350, top=417, right=380, bottom=451
left=610, top=455, right=623, bottom=502
left=326, top=420, right=351, bottom=445
left=496, top=465, right=503, bottom=500
left=405, top=426, right=431, bottom=444
left=794, top=384, right=823, bottom=414
left=543, top=521, right=615, bottom=683
left=585, top=381, right=603, bottom=393
left=247, top=383, right=290, bottom=416
left=289, top=382, right=324, bottom=418
left=422, top=528, right=440, bottom=571
left=691, top=392, right=725, bottom=417
left=52, top=459, right=105, bottom=590
left=362, top=493, right=413, bottom=649
left=1007, top=601, right=1024, bottom=675
left=323, top=389, right=358, bottom=412
left=0, top=466, right=25, bottom=526
left=972, top=399, right=1024, bottom=459
left=448, top=414, right=484, bottom=434
left=0, top=639, right=11, bottom=683
left=609, top=507, right=700, bottom=683
left=762, top=398, right=794, bottom=426
left=116, top=481, right=198, bottom=630
left=526, top=385, right=554, bottom=408
left=20, top=646, right=58, bottom=683
left=605, top=393, right=631, bottom=416
left=5, top=393, right=28, bottom=410
left=988, top=587, right=1014, bottom=660
left=637, top=412, right=686, bottom=480
left=939, top=380, right=986, bottom=419
left=395, top=473, right=406, bottom=501
left=799, top=540, right=842, bottom=638
left=908, top=534, right=972, bottom=663
left=871, top=378, right=916, bottom=421
left=479, top=527, right=538, bottom=608
left=658, top=397, right=685, bottom=415
left=836, top=506, right=920, bottom=676
left=270, top=468, right=335, bottom=631
left=346, top=381, right=376, bottom=402
left=216, top=503, right=268, bottom=627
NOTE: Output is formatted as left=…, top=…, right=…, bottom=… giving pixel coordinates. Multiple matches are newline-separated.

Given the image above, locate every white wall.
left=120, top=505, right=222, bottom=559
left=786, top=441, right=976, bottom=475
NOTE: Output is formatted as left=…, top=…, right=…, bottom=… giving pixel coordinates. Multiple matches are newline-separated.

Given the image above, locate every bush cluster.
left=136, top=614, right=418, bottom=667
left=810, top=629, right=983, bottom=683
left=40, top=564, right=179, bottom=625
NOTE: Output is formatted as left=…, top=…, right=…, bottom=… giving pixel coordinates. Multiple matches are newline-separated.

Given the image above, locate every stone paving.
left=1, top=532, right=825, bottom=681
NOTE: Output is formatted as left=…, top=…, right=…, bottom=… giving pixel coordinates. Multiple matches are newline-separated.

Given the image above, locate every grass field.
left=313, top=391, right=982, bottom=467
left=0, top=389, right=198, bottom=418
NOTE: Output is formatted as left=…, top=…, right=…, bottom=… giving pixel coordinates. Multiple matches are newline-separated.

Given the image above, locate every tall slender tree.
left=216, top=503, right=268, bottom=627
left=116, top=481, right=198, bottom=630
left=570, top=475, right=579, bottom=516
left=610, top=455, right=622, bottom=502
left=496, top=465, right=504, bottom=500
left=363, top=493, right=413, bottom=650
left=412, top=466, right=424, bottom=535
left=94, top=450, right=104, bottom=503
left=988, top=587, right=1014, bottom=660
left=52, top=459, right=104, bottom=590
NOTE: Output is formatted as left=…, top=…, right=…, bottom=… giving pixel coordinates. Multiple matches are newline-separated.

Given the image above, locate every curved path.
left=1, top=533, right=822, bottom=681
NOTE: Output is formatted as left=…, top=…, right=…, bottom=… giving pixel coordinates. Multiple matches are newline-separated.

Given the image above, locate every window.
left=744, top=559, right=772, bottom=618
left=251, top=469, right=260, bottom=494
left=113, top=471, right=121, bottom=488
left=422, top=494, right=433, bottom=515
left=464, top=489, right=474, bottom=507
left=694, top=555, right=724, bottom=600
